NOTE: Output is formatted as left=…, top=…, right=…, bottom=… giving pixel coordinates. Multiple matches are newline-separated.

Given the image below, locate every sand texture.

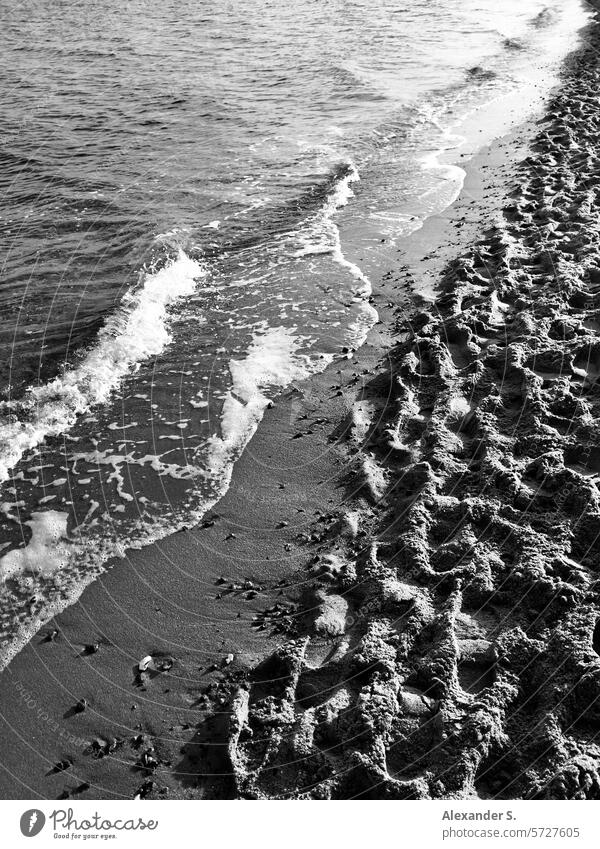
left=218, top=28, right=600, bottom=799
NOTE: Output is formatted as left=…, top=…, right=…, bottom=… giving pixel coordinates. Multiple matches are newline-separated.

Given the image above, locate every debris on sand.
left=134, top=779, right=156, bottom=800
left=139, top=749, right=159, bottom=772
left=138, top=655, right=153, bottom=673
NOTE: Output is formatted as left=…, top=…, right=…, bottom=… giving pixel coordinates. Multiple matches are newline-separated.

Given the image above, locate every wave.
left=503, top=36, right=527, bottom=50
left=0, top=323, right=331, bottom=670
left=208, top=324, right=325, bottom=478
left=0, top=510, right=69, bottom=579
left=466, top=66, right=497, bottom=81
left=531, top=7, right=555, bottom=29
left=0, top=323, right=334, bottom=670
left=328, top=62, right=388, bottom=101
left=290, top=161, right=378, bottom=342
left=0, top=249, right=205, bottom=484
left=0, top=162, right=378, bottom=669
left=292, top=163, right=370, bottom=286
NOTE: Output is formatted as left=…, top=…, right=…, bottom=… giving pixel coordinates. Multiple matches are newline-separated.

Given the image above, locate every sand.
left=2, top=11, right=599, bottom=800
left=221, top=24, right=600, bottom=799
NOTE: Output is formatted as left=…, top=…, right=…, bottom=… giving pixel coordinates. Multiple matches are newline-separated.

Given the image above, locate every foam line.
left=0, top=250, right=204, bottom=484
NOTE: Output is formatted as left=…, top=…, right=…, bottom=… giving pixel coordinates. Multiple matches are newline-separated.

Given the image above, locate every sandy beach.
left=0, top=124, right=534, bottom=798
left=2, top=6, right=600, bottom=801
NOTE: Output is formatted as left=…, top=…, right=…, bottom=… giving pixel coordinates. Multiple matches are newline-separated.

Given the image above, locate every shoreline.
left=0, top=113, right=538, bottom=799
left=0, top=3, right=590, bottom=675
left=1, top=4, right=598, bottom=799
left=220, top=9, right=600, bottom=799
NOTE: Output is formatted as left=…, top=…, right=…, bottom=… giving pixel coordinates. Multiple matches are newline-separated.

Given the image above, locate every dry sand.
left=1, top=12, right=599, bottom=800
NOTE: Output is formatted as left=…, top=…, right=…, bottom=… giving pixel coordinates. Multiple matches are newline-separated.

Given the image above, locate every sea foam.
left=0, top=249, right=204, bottom=484
left=208, top=324, right=322, bottom=474
left=293, top=162, right=378, bottom=343
left=0, top=510, right=69, bottom=579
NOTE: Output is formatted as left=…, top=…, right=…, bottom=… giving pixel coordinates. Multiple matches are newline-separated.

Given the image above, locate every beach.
left=0, top=0, right=599, bottom=803
left=0, top=107, right=553, bottom=798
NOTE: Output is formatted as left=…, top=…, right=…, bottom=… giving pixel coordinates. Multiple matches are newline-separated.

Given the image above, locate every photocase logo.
left=19, top=810, right=46, bottom=837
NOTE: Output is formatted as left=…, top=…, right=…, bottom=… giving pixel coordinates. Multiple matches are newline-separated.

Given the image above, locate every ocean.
left=0, top=0, right=590, bottom=664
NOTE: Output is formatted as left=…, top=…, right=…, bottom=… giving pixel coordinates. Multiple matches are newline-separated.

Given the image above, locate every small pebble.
left=134, top=779, right=155, bottom=799
left=141, top=750, right=158, bottom=770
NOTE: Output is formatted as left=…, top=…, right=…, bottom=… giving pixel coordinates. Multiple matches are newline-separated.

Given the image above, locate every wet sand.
left=1, top=17, right=598, bottom=798
left=0, top=120, right=527, bottom=799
